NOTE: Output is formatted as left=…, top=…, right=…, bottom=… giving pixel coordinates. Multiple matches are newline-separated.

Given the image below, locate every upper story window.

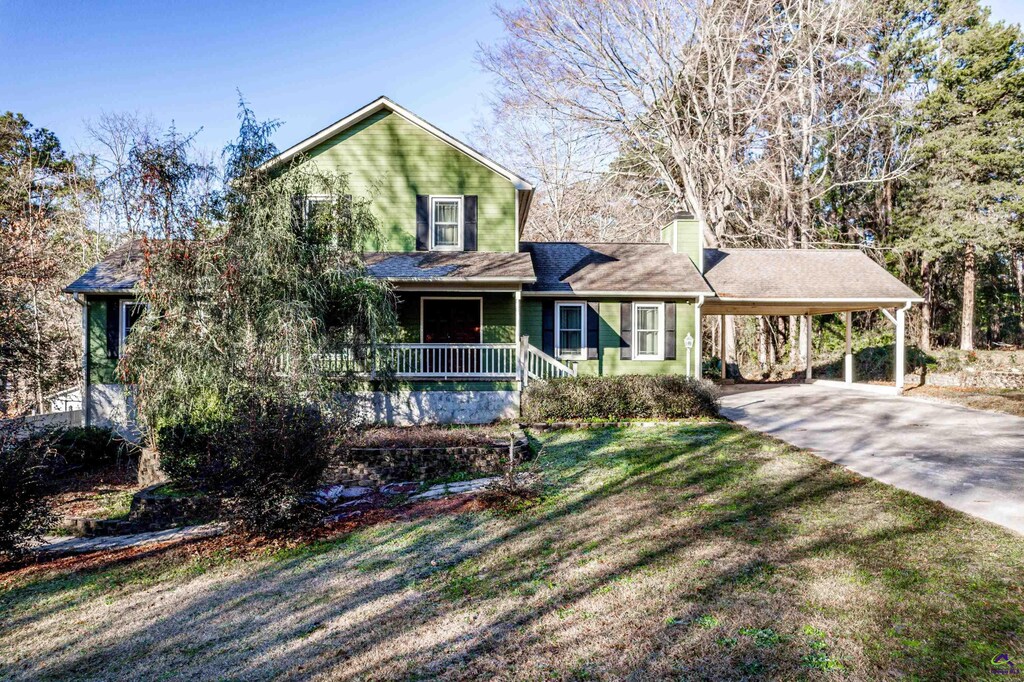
left=430, top=196, right=463, bottom=251
left=555, top=301, right=585, bottom=360
left=633, top=302, right=664, bottom=361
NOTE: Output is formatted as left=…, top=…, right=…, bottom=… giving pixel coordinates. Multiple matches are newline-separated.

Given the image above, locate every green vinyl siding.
left=298, top=110, right=517, bottom=253
left=661, top=216, right=702, bottom=270
left=394, top=292, right=516, bottom=343
left=86, top=296, right=121, bottom=384
left=521, top=298, right=698, bottom=377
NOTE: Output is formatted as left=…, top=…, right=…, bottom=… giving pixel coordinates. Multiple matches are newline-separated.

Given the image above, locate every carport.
left=699, top=248, right=923, bottom=394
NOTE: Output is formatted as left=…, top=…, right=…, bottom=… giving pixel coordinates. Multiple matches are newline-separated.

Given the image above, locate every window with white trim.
left=555, top=302, right=585, bottom=360
left=303, top=194, right=334, bottom=224
left=633, top=302, right=664, bottom=360
left=430, top=196, right=463, bottom=250
left=120, top=300, right=148, bottom=347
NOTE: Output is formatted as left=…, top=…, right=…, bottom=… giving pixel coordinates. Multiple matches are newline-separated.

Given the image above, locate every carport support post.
left=719, top=315, right=727, bottom=380
left=895, top=303, right=907, bottom=394
left=805, top=314, right=813, bottom=381
left=844, top=311, right=853, bottom=384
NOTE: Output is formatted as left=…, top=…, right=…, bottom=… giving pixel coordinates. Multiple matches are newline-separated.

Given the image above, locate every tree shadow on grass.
left=3, top=423, right=1023, bottom=680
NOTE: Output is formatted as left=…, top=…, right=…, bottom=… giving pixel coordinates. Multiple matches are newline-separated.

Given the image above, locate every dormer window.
left=430, top=196, right=463, bottom=251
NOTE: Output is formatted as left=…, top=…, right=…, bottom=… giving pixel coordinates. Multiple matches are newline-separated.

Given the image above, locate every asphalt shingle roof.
left=64, top=241, right=146, bottom=294
left=521, top=242, right=713, bottom=295
left=703, top=248, right=921, bottom=300
left=362, top=251, right=536, bottom=283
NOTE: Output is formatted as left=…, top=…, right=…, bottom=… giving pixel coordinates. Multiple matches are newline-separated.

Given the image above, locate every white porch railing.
left=522, top=341, right=577, bottom=385
left=318, top=337, right=577, bottom=383
left=320, top=343, right=518, bottom=379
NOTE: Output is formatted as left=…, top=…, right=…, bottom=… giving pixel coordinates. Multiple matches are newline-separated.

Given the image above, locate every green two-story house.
left=65, top=96, right=920, bottom=429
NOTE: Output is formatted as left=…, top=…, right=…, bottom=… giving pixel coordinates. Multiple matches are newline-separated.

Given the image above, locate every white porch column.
left=514, top=290, right=522, bottom=384
left=895, top=303, right=907, bottom=394
left=694, top=296, right=704, bottom=379
left=844, top=311, right=853, bottom=384
left=719, top=314, right=727, bottom=380
left=804, top=313, right=813, bottom=381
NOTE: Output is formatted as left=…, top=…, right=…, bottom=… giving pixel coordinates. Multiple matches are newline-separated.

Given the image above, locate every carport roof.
left=702, top=248, right=922, bottom=314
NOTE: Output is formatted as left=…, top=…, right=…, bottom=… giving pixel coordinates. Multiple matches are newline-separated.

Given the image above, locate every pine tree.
left=900, top=10, right=1024, bottom=350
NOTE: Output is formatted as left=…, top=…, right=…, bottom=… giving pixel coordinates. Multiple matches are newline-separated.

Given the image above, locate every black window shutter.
left=105, top=299, right=119, bottom=359
left=664, top=302, right=677, bottom=360
left=586, top=302, right=599, bottom=360
left=463, top=195, right=478, bottom=251
left=415, top=195, right=429, bottom=251
left=620, top=302, right=632, bottom=360
left=542, top=300, right=555, bottom=356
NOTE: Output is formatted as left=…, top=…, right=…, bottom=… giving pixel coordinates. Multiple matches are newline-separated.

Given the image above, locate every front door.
left=422, top=298, right=481, bottom=373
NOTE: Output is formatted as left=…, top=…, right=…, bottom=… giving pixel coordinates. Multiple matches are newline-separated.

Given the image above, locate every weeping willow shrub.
left=120, top=105, right=399, bottom=509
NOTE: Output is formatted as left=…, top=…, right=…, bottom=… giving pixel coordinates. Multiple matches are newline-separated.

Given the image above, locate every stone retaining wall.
left=922, top=370, right=1024, bottom=390
left=326, top=430, right=531, bottom=487
left=127, top=484, right=220, bottom=531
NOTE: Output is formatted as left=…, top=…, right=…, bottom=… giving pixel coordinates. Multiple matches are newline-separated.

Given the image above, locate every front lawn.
left=2, top=423, right=1023, bottom=680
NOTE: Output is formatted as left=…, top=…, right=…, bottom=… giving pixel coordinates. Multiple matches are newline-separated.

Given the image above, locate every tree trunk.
left=920, top=257, right=933, bottom=352
left=960, top=243, right=976, bottom=351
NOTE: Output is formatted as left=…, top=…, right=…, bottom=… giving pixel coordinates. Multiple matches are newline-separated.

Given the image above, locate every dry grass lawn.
left=906, top=384, right=1024, bottom=418
left=2, top=423, right=1023, bottom=680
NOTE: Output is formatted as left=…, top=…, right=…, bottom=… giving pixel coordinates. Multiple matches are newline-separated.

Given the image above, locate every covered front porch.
left=324, top=288, right=575, bottom=384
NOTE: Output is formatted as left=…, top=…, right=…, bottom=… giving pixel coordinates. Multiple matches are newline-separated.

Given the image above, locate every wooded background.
left=2, top=0, right=1022, bottom=414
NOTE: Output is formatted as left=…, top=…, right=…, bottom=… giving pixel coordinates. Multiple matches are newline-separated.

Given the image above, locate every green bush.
left=157, top=399, right=336, bottom=533
left=521, top=375, right=719, bottom=422
left=0, top=429, right=57, bottom=557
left=53, top=426, right=130, bottom=469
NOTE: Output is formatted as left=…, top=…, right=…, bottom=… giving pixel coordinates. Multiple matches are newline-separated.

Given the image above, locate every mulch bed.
left=45, top=464, right=141, bottom=519
left=0, top=492, right=492, bottom=588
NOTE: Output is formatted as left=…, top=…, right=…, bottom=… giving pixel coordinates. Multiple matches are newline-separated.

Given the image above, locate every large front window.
left=430, top=196, right=463, bottom=250
left=555, top=302, right=585, bottom=359
left=634, top=302, right=663, bottom=360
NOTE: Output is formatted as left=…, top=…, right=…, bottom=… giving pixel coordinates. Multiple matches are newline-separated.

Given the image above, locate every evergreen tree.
left=900, top=10, right=1024, bottom=350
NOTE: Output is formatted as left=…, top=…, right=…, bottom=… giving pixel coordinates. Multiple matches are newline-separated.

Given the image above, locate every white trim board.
left=261, top=96, right=534, bottom=191
left=554, top=300, right=586, bottom=361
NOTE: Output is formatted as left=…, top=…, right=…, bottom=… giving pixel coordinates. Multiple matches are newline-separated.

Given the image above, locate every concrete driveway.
left=719, top=383, right=1024, bottom=534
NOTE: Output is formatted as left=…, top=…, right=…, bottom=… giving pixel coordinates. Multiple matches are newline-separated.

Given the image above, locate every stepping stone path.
left=37, top=523, right=226, bottom=555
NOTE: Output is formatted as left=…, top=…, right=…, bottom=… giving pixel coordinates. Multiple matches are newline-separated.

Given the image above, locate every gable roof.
left=363, top=251, right=536, bottom=284
left=262, top=96, right=534, bottom=191
left=521, top=242, right=714, bottom=297
left=703, top=248, right=922, bottom=303
left=64, top=241, right=146, bottom=294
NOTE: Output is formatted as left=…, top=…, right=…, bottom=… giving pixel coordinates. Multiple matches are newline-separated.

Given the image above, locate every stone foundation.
left=326, top=429, right=531, bottom=487
left=86, top=384, right=142, bottom=441
left=341, top=390, right=520, bottom=426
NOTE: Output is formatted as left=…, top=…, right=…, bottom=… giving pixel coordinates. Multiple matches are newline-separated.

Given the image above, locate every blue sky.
left=2, top=0, right=1022, bottom=161
left=0, top=0, right=506, bottom=158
